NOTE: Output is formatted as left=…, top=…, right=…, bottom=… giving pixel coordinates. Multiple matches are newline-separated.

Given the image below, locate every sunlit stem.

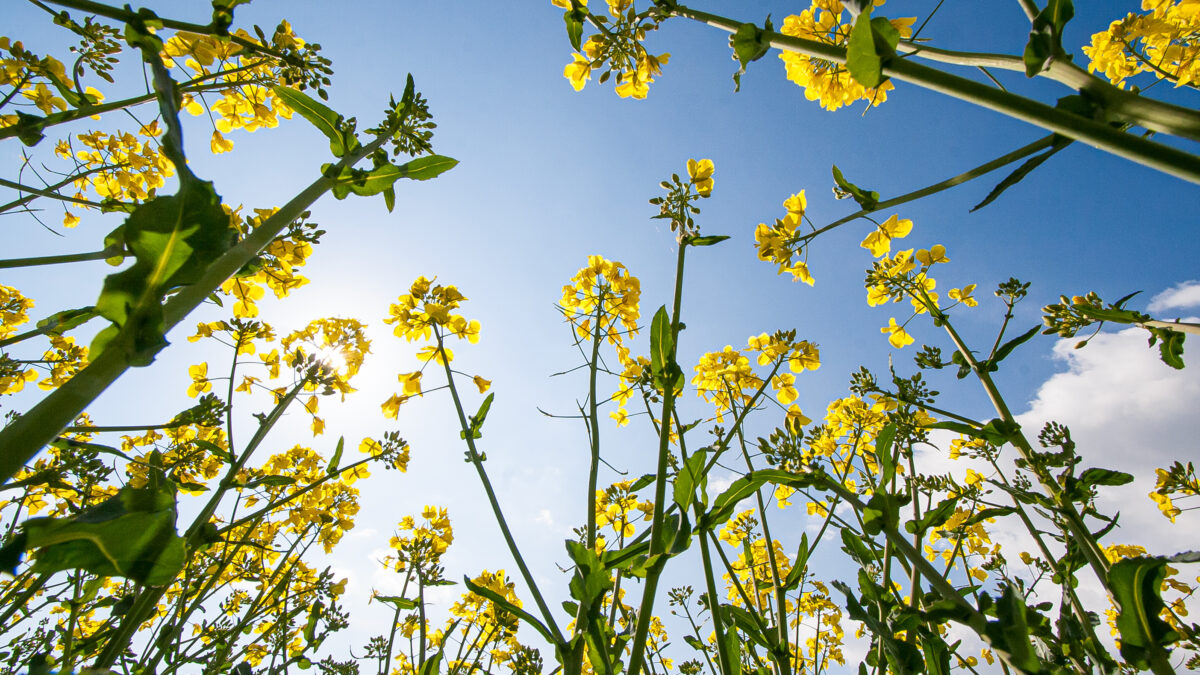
left=627, top=237, right=687, bottom=675
left=936, top=316, right=1113, bottom=585
left=670, top=5, right=1200, bottom=183
left=730, top=402, right=790, bottom=673
left=698, top=532, right=735, bottom=675
left=0, top=127, right=391, bottom=484
left=434, top=329, right=567, bottom=648
left=587, top=289, right=607, bottom=550
left=797, top=134, right=1059, bottom=247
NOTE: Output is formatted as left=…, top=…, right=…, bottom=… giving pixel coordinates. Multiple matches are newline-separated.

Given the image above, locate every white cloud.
left=535, top=508, right=555, bottom=528
left=1147, top=280, right=1200, bottom=313
left=1014, top=324, right=1200, bottom=578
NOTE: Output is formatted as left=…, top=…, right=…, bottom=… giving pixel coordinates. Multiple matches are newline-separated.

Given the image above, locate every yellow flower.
left=22, top=83, right=66, bottom=114
left=62, top=211, right=80, bottom=228
left=915, top=244, right=949, bottom=265
left=860, top=215, right=913, bottom=257
left=687, top=158, right=715, bottom=197
left=948, top=284, right=978, bottom=307
left=399, top=371, right=423, bottom=396
left=564, top=53, right=591, bottom=91
left=381, top=394, right=408, bottom=419
left=881, top=318, right=914, bottom=348
left=210, top=130, right=235, bottom=154
left=187, top=363, right=211, bottom=397
left=473, top=375, right=491, bottom=393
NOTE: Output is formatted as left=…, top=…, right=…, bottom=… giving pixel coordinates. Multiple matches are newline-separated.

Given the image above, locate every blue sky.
left=5, top=0, right=1200, bottom=670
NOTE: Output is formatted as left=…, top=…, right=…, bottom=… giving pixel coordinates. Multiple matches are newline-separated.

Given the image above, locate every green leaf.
left=649, top=305, right=681, bottom=392
left=875, top=422, right=896, bottom=486
left=862, top=491, right=908, bottom=536
left=1147, top=326, right=1186, bottom=370
left=629, top=473, right=656, bottom=492
left=35, top=306, right=97, bottom=335
left=700, top=469, right=815, bottom=528
left=418, top=649, right=443, bottom=675
left=461, top=393, right=495, bottom=440
left=846, top=10, right=883, bottom=88
left=327, top=436, right=345, bottom=474
left=271, top=85, right=358, bottom=157
left=373, top=595, right=419, bottom=610
left=972, top=137, right=1072, bottom=212
left=1109, top=557, right=1180, bottom=668
left=92, top=179, right=233, bottom=366
left=244, top=475, right=297, bottom=489
left=905, top=496, right=959, bottom=537
left=840, top=528, right=878, bottom=565
left=730, top=17, right=772, bottom=92
left=990, top=325, right=1041, bottom=365
left=832, top=165, right=879, bottom=210
left=1023, top=0, right=1074, bottom=77
left=18, top=484, right=185, bottom=586
left=687, top=234, right=731, bottom=247
left=1078, top=467, right=1134, bottom=488
left=564, top=6, right=586, bottom=51
left=782, top=532, right=810, bottom=590
left=397, top=154, right=459, bottom=181
left=984, top=585, right=1044, bottom=673
left=673, top=449, right=708, bottom=511
left=464, top=575, right=558, bottom=645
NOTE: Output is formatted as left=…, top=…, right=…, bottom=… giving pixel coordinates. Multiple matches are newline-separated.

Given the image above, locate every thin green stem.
left=0, top=248, right=120, bottom=269
left=435, top=331, right=567, bottom=648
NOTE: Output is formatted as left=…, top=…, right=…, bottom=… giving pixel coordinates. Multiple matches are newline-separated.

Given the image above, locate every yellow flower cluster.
left=718, top=508, right=759, bottom=547
left=57, top=125, right=173, bottom=226
left=382, top=276, right=484, bottom=417
left=254, top=444, right=363, bottom=552
left=218, top=207, right=316, bottom=318
left=280, top=317, right=370, bottom=396
left=1085, top=0, right=1200, bottom=88
left=924, top=507, right=1000, bottom=584
left=778, top=1, right=914, bottom=111
left=694, top=333, right=819, bottom=424
left=160, top=27, right=299, bottom=152
left=724, top=537, right=793, bottom=608
left=595, top=480, right=654, bottom=541
left=561, top=256, right=643, bottom=426
left=387, top=506, right=455, bottom=571
left=124, top=423, right=230, bottom=494
left=754, top=192, right=813, bottom=284
left=792, top=579, right=846, bottom=670
left=0, top=36, right=101, bottom=127
left=0, top=284, right=33, bottom=341
left=556, top=0, right=670, bottom=99
left=36, top=334, right=89, bottom=391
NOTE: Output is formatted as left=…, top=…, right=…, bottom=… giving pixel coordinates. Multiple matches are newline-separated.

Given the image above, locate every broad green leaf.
left=272, top=86, right=357, bottom=157
left=846, top=9, right=884, bottom=88
left=564, top=6, right=585, bottom=51
left=17, top=484, right=185, bottom=586
left=673, top=449, right=708, bottom=511
left=782, top=533, right=810, bottom=590
left=1109, top=557, right=1179, bottom=668
left=984, top=585, right=1044, bottom=673
left=418, top=650, right=443, bottom=675
left=700, top=469, right=812, bottom=528
left=840, top=528, right=878, bottom=565
left=1078, top=467, right=1134, bottom=488
left=730, top=17, right=773, bottom=92
left=92, top=179, right=233, bottom=365
left=862, top=491, right=907, bottom=536
left=397, top=155, right=459, bottom=181
left=1148, top=326, right=1186, bottom=370
left=990, top=325, right=1041, bottom=365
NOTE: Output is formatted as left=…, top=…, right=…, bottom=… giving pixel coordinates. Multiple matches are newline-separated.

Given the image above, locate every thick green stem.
left=627, top=239, right=687, bottom=675
left=697, top=532, right=734, bottom=675
left=672, top=6, right=1200, bottom=183
left=0, top=132, right=388, bottom=485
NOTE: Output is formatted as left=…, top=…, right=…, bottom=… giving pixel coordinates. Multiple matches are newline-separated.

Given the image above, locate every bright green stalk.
left=670, top=5, right=1200, bottom=184
left=0, top=130, right=391, bottom=484
left=586, top=290, right=607, bottom=551
left=626, top=237, right=687, bottom=675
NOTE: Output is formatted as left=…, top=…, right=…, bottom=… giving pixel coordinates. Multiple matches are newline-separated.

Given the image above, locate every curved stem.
left=671, top=5, right=1200, bottom=183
